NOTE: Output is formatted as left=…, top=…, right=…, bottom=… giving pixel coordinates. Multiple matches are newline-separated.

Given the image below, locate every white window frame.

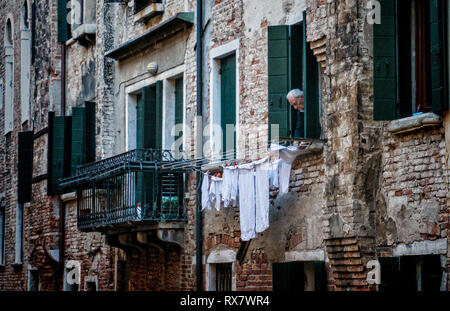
left=4, top=15, right=15, bottom=135
left=209, top=39, right=240, bottom=159
left=125, top=64, right=186, bottom=153
left=206, top=248, right=236, bottom=291
left=20, top=0, right=31, bottom=124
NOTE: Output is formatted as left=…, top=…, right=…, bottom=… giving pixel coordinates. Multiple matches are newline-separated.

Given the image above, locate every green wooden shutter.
left=429, top=0, right=448, bottom=113
left=379, top=257, right=400, bottom=291
left=57, top=0, right=69, bottom=42
left=85, top=102, right=96, bottom=164
left=314, top=261, right=327, bottom=292
left=175, top=78, right=184, bottom=152
left=155, top=80, right=163, bottom=149
left=290, top=24, right=303, bottom=137
left=71, top=107, right=85, bottom=176
left=49, top=115, right=70, bottom=194
left=221, top=54, right=236, bottom=158
left=373, top=0, right=397, bottom=120
left=18, top=131, right=34, bottom=204
left=303, top=11, right=321, bottom=138
left=268, top=26, right=290, bottom=140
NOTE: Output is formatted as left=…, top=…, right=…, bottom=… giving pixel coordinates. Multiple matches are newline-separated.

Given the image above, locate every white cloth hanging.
left=269, top=159, right=281, bottom=189
left=270, top=143, right=304, bottom=194
left=238, top=162, right=256, bottom=241
left=279, top=160, right=292, bottom=195
left=209, top=176, right=223, bottom=211
left=201, top=172, right=210, bottom=211
left=222, top=165, right=239, bottom=207
left=254, top=157, right=270, bottom=233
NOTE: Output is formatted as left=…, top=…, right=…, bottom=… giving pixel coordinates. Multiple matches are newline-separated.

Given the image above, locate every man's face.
left=288, top=95, right=304, bottom=111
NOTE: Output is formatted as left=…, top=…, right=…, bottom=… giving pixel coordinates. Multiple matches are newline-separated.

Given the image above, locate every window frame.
left=125, top=65, right=185, bottom=153
left=209, top=39, right=240, bottom=159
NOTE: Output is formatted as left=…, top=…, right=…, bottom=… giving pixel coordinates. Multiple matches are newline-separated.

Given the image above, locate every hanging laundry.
left=201, top=172, right=210, bottom=211
left=209, top=175, right=223, bottom=211
left=222, top=165, right=239, bottom=208
left=238, top=162, right=256, bottom=241
left=279, top=160, right=292, bottom=195
left=254, top=157, right=269, bottom=233
left=269, top=159, right=281, bottom=189
left=270, top=143, right=305, bottom=195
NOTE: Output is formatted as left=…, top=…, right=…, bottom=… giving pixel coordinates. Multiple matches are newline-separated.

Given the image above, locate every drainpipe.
left=195, top=0, right=203, bottom=292
left=58, top=43, right=67, bottom=291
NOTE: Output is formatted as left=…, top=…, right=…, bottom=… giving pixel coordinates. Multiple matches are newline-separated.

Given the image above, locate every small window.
left=28, top=269, right=39, bottom=291
left=15, top=204, right=24, bottom=264
left=374, top=0, right=448, bottom=120
left=6, top=19, right=13, bottom=45
left=380, top=255, right=443, bottom=291
left=215, top=263, right=232, bottom=291
left=22, top=1, right=29, bottom=29
left=272, top=261, right=327, bottom=291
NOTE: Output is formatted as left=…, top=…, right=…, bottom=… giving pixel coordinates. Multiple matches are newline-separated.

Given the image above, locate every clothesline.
left=165, top=138, right=320, bottom=172
left=201, top=144, right=307, bottom=241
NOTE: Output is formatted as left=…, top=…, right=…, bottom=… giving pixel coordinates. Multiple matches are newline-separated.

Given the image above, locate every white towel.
left=209, top=176, right=223, bottom=211
left=279, top=160, right=292, bottom=195
left=269, top=159, right=281, bottom=188
left=238, top=163, right=256, bottom=241
left=201, top=172, right=210, bottom=211
left=254, top=157, right=270, bottom=233
left=222, top=165, right=239, bottom=207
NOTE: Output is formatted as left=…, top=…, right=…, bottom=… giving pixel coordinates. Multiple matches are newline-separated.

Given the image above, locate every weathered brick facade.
left=0, top=0, right=449, bottom=291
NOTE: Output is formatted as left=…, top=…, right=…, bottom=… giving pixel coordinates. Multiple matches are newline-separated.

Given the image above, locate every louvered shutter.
left=373, top=0, right=397, bottom=120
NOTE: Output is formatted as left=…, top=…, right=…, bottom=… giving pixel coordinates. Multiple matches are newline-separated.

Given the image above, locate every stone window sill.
left=387, top=112, right=442, bottom=135
left=60, top=191, right=77, bottom=203
left=134, top=3, right=164, bottom=23
left=72, top=24, right=96, bottom=46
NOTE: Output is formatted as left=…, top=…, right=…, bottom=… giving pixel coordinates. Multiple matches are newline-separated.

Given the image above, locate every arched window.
left=21, top=1, right=31, bottom=124
left=4, top=17, right=14, bottom=134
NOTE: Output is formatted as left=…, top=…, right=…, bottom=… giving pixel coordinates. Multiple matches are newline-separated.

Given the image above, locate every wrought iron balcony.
left=60, top=149, right=192, bottom=232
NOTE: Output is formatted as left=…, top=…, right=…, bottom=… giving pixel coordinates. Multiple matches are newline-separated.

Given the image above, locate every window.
left=18, top=131, right=34, bottom=204
left=48, top=103, right=96, bottom=194
left=4, top=18, right=14, bottom=135
left=208, top=263, right=233, bottom=291
left=215, top=263, right=232, bottom=291
left=15, top=204, right=23, bottom=264
left=163, top=76, right=184, bottom=154
left=21, top=1, right=31, bottom=124
left=374, top=0, right=448, bottom=120
left=58, top=0, right=72, bottom=42
left=0, top=205, right=5, bottom=265
left=28, top=269, right=39, bottom=291
left=220, top=54, right=237, bottom=159
left=268, top=11, right=321, bottom=141
left=272, top=261, right=327, bottom=291
left=210, top=40, right=239, bottom=159
left=379, top=255, right=443, bottom=291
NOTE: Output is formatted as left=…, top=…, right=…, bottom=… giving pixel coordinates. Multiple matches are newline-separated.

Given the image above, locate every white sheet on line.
left=222, top=165, right=238, bottom=208
left=238, top=162, right=256, bottom=241
left=254, top=157, right=270, bottom=233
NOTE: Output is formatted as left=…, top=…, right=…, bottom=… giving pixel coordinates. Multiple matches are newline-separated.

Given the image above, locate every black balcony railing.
left=60, top=149, right=191, bottom=232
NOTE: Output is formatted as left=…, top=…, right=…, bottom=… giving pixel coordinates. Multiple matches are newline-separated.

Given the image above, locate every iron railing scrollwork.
left=61, top=149, right=189, bottom=231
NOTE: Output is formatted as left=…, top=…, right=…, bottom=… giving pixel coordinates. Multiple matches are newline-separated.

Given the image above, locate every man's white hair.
left=286, top=89, right=304, bottom=100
